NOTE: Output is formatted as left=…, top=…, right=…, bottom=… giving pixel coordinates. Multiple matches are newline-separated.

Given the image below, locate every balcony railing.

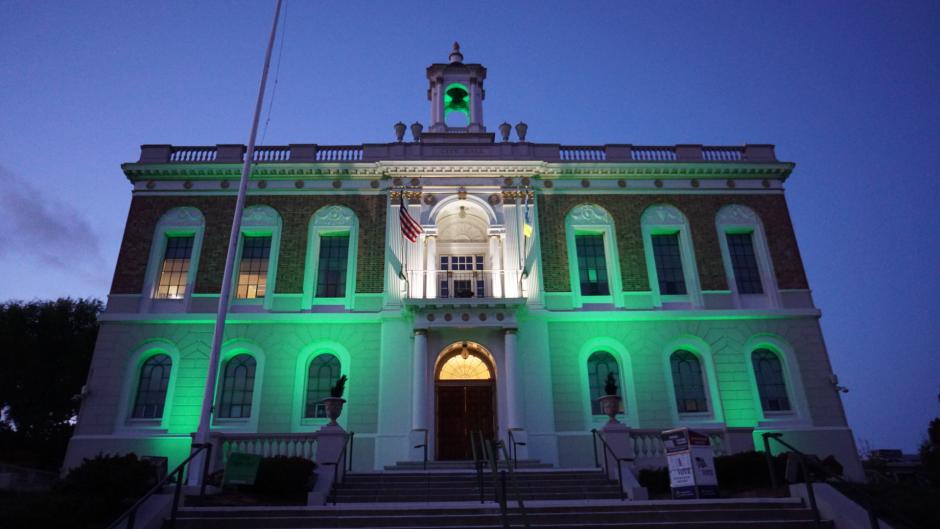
left=404, top=269, right=524, bottom=300
left=136, top=143, right=777, bottom=165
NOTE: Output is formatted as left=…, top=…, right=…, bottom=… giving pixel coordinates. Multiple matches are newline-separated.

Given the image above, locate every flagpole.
left=191, top=0, right=284, bottom=485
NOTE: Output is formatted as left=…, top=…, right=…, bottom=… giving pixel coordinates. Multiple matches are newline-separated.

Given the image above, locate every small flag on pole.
left=399, top=190, right=423, bottom=243
left=522, top=191, right=533, bottom=238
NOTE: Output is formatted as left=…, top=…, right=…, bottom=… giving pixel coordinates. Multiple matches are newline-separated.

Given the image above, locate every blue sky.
left=1, top=1, right=937, bottom=452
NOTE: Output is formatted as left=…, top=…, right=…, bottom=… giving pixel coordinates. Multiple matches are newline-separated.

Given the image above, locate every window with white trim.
left=752, top=348, right=791, bottom=412
left=217, top=354, right=256, bottom=419
left=305, top=206, right=358, bottom=307
left=670, top=350, right=708, bottom=413
left=305, top=353, right=341, bottom=418
left=131, top=354, right=171, bottom=419
left=233, top=205, right=282, bottom=308
left=565, top=204, right=622, bottom=305
left=587, top=351, right=623, bottom=414
left=143, top=207, right=205, bottom=309
left=641, top=205, right=701, bottom=306
left=716, top=205, right=779, bottom=307
left=236, top=235, right=271, bottom=299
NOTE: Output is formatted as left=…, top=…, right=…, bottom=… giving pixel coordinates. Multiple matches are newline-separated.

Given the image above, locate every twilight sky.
left=1, top=1, right=937, bottom=452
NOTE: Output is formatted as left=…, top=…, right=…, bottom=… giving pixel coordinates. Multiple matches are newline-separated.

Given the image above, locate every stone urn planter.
left=320, top=397, right=346, bottom=425
left=598, top=395, right=622, bottom=423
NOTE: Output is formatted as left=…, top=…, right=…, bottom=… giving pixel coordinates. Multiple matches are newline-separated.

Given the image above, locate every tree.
left=920, top=417, right=940, bottom=486
left=0, top=298, right=101, bottom=469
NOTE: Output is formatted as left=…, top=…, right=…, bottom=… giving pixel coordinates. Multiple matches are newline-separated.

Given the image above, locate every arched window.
left=565, top=204, right=622, bottom=305
left=752, top=349, right=791, bottom=412
left=305, top=205, right=359, bottom=307
left=305, top=354, right=341, bottom=418
left=143, top=207, right=205, bottom=307
left=132, top=354, right=172, bottom=419
left=671, top=350, right=708, bottom=413
left=217, top=354, right=256, bottom=419
left=587, top=352, right=622, bottom=414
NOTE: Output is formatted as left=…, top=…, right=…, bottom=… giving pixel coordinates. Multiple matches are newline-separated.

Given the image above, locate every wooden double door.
left=436, top=382, right=495, bottom=460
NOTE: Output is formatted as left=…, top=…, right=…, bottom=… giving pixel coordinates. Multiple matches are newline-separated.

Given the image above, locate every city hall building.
left=65, top=45, right=862, bottom=479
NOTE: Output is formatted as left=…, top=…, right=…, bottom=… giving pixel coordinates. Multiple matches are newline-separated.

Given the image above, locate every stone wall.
left=110, top=195, right=387, bottom=295
left=537, top=193, right=808, bottom=292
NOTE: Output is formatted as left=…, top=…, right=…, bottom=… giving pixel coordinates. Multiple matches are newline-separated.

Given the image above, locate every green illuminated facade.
left=65, top=44, right=863, bottom=479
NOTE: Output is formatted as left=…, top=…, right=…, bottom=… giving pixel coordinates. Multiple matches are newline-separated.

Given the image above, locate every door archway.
left=435, top=341, right=497, bottom=460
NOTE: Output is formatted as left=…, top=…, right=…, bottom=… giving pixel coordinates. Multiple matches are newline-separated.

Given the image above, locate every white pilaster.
left=504, top=328, right=523, bottom=429
left=425, top=235, right=437, bottom=299
left=469, top=80, right=484, bottom=131
left=488, top=234, right=502, bottom=298
left=411, top=329, right=429, bottom=431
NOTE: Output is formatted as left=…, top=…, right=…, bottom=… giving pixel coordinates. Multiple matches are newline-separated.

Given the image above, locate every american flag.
left=399, top=191, right=423, bottom=243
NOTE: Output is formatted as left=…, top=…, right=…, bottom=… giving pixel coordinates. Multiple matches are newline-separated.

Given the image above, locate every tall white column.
left=504, top=328, right=523, bottom=429
left=412, top=329, right=429, bottom=430
left=425, top=235, right=437, bottom=299
left=488, top=234, right=502, bottom=298
left=469, top=80, right=483, bottom=131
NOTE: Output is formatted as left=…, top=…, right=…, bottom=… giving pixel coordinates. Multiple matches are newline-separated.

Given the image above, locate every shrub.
left=253, top=456, right=316, bottom=497
left=638, top=467, right=670, bottom=495
left=330, top=375, right=348, bottom=398
left=59, top=453, right=157, bottom=500
left=714, top=451, right=785, bottom=490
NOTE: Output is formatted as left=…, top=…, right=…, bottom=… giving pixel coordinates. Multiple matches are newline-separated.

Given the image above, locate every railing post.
left=762, top=433, right=779, bottom=490
left=200, top=443, right=211, bottom=497
left=591, top=429, right=599, bottom=468
left=798, top=456, right=822, bottom=529
left=617, top=460, right=625, bottom=501
left=126, top=510, right=137, bottom=529
left=169, top=466, right=184, bottom=529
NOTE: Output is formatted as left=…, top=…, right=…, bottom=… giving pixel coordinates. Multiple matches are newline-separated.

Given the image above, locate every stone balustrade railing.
left=209, top=432, right=320, bottom=469
left=628, top=427, right=755, bottom=467
left=136, top=143, right=776, bottom=164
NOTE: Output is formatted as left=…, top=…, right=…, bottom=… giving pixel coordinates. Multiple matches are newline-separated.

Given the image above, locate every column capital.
left=414, top=329, right=428, bottom=336
left=503, top=327, right=518, bottom=335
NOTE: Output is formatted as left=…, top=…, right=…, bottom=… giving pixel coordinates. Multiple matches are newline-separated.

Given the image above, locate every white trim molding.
left=577, top=337, right=639, bottom=429
left=291, top=340, right=352, bottom=432
left=303, top=205, right=359, bottom=309
left=231, top=205, right=282, bottom=311
left=564, top=204, right=623, bottom=308
left=116, top=339, right=181, bottom=433
left=140, top=207, right=206, bottom=314
left=662, top=335, right=724, bottom=426
left=641, top=204, right=703, bottom=309
left=716, top=205, right=781, bottom=309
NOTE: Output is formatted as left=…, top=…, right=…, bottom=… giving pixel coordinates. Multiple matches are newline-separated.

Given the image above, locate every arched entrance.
left=435, top=341, right=496, bottom=460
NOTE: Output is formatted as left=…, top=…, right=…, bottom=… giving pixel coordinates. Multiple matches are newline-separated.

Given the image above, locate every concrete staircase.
left=383, top=459, right=553, bottom=471
left=174, top=467, right=833, bottom=528
left=174, top=499, right=832, bottom=528
left=335, top=469, right=622, bottom=502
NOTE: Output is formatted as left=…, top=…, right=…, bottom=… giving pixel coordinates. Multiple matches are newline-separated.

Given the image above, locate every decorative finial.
left=449, top=41, right=464, bottom=63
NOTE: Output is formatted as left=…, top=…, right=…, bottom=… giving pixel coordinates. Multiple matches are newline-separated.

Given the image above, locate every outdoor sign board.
left=661, top=427, right=719, bottom=499
left=223, top=452, right=263, bottom=486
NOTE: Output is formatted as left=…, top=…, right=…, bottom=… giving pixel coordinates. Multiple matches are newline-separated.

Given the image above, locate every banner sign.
left=661, top=428, right=719, bottom=499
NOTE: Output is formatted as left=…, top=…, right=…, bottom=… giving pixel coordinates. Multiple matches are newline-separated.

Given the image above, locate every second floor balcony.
left=404, top=269, right=525, bottom=304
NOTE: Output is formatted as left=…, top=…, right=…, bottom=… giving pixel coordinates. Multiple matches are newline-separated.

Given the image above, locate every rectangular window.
left=576, top=234, right=610, bottom=296
left=155, top=236, right=194, bottom=299
left=440, top=255, right=485, bottom=298
left=652, top=233, right=687, bottom=295
left=726, top=233, right=764, bottom=294
left=236, top=236, right=271, bottom=299
left=316, top=234, right=349, bottom=298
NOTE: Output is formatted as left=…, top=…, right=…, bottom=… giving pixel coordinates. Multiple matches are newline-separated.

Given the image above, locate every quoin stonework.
left=66, top=44, right=863, bottom=480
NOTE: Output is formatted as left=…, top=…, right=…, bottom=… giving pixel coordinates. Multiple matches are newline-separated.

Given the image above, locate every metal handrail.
left=105, top=443, right=211, bottom=529
left=507, top=428, right=526, bottom=470
left=591, top=429, right=633, bottom=501
left=413, top=428, right=429, bottom=470
left=326, top=431, right=353, bottom=506
left=470, top=430, right=486, bottom=503
left=762, top=432, right=908, bottom=529
left=494, top=438, right=530, bottom=529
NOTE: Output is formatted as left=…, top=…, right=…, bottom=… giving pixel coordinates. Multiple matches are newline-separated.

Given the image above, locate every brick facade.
left=537, top=193, right=808, bottom=292
left=110, top=194, right=387, bottom=295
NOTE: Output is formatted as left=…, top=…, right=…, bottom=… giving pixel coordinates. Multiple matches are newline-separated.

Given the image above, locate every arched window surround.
left=662, top=336, right=724, bottom=425
left=231, top=205, right=282, bottom=311
left=564, top=204, right=624, bottom=308
left=303, top=205, right=359, bottom=309
left=715, top=205, right=780, bottom=309
left=291, top=341, right=352, bottom=432
left=211, top=341, right=265, bottom=431
left=742, top=334, right=810, bottom=425
left=140, top=207, right=206, bottom=313
left=641, top=204, right=703, bottom=308
left=117, top=340, right=180, bottom=432
left=578, top=338, right=638, bottom=429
